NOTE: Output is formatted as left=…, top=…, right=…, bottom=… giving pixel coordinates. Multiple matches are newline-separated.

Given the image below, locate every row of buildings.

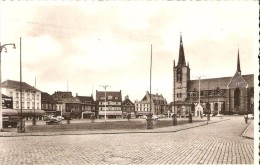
left=2, top=34, right=254, bottom=119
left=2, top=80, right=168, bottom=119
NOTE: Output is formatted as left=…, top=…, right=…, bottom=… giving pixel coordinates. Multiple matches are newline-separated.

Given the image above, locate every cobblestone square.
left=0, top=116, right=255, bottom=164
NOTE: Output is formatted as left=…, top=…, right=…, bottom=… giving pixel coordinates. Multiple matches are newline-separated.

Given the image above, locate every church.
left=172, top=35, right=254, bottom=116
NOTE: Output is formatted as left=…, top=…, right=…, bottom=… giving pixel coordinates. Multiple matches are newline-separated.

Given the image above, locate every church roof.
left=177, top=34, right=186, bottom=67
left=188, top=74, right=253, bottom=91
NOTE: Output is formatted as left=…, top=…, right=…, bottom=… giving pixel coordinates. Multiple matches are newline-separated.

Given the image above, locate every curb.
left=241, top=120, right=254, bottom=140
left=0, top=118, right=229, bottom=137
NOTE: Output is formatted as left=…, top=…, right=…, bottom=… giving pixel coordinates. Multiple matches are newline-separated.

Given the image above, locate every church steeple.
left=177, top=33, right=186, bottom=67
left=237, top=48, right=241, bottom=74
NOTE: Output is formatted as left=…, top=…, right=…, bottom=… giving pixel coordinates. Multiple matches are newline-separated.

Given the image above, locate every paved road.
left=0, top=116, right=254, bottom=164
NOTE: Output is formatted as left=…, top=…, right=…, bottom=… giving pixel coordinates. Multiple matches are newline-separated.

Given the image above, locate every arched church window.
left=234, top=88, right=241, bottom=110
left=177, top=69, right=182, bottom=82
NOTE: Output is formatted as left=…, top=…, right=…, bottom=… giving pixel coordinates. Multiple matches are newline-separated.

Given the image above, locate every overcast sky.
left=0, top=1, right=258, bottom=102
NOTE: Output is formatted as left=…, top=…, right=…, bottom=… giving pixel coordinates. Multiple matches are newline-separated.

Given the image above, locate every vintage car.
left=46, top=118, right=61, bottom=125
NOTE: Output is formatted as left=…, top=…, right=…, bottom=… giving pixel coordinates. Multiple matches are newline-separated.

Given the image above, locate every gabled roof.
left=96, top=90, right=122, bottom=101
left=41, top=92, right=54, bottom=101
left=62, top=97, right=81, bottom=104
left=141, top=91, right=167, bottom=102
left=52, top=91, right=73, bottom=99
left=76, top=96, right=94, bottom=103
left=2, top=80, right=40, bottom=92
left=122, top=98, right=134, bottom=106
left=227, top=72, right=248, bottom=88
left=188, top=74, right=254, bottom=91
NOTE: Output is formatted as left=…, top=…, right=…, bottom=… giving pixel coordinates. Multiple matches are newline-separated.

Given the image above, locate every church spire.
left=177, top=33, right=186, bottom=67
left=237, top=48, right=241, bottom=74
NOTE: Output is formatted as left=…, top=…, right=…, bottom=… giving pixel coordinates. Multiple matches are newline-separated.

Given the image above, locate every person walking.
left=244, top=114, right=248, bottom=124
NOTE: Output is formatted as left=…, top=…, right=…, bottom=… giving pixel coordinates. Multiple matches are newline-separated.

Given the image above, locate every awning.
left=16, top=109, right=46, bottom=117
left=135, top=112, right=150, bottom=116
left=99, top=111, right=122, bottom=116
left=2, top=109, right=19, bottom=116
left=82, top=111, right=94, bottom=114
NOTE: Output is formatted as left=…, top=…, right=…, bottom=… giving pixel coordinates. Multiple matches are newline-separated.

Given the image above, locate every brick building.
left=122, top=95, right=135, bottom=118
left=76, top=94, right=96, bottom=118
left=96, top=90, right=122, bottom=119
left=135, top=91, right=168, bottom=118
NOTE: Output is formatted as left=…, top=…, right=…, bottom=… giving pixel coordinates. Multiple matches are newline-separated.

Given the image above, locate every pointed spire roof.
left=237, top=48, right=241, bottom=74
left=177, top=33, right=186, bottom=67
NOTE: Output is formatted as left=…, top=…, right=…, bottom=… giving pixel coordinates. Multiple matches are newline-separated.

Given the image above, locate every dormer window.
left=108, top=95, right=113, bottom=100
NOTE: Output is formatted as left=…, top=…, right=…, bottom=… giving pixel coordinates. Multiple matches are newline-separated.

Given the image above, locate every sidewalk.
left=0, top=117, right=229, bottom=137
left=242, top=119, right=254, bottom=139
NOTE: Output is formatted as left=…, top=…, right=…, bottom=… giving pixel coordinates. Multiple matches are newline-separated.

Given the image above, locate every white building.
left=2, top=80, right=42, bottom=118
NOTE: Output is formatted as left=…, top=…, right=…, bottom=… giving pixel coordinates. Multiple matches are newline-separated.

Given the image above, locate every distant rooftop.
left=2, top=80, right=40, bottom=92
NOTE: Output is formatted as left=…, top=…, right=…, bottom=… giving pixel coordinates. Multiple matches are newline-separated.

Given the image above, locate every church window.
left=234, top=88, right=241, bottom=110
left=177, top=69, right=182, bottom=82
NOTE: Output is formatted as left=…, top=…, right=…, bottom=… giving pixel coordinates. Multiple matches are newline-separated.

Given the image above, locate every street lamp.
left=0, top=42, right=16, bottom=130
left=100, top=85, right=110, bottom=122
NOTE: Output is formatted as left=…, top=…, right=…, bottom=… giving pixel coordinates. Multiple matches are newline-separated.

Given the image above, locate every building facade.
left=2, top=80, right=44, bottom=119
left=41, top=92, right=57, bottom=116
left=2, top=94, right=13, bottom=109
left=76, top=94, right=96, bottom=119
left=96, top=90, right=122, bottom=119
left=135, top=91, right=168, bottom=117
left=172, top=35, right=254, bottom=116
left=52, top=91, right=81, bottom=119
left=122, top=95, right=135, bottom=118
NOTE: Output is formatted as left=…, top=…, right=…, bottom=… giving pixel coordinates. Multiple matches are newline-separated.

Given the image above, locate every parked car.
left=152, top=115, right=159, bottom=120
left=247, top=114, right=254, bottom=119
left=43, top=115, right=54, bottom=121
left=46, top=118, right=61, bottom=125
left=56, top=116, right=64, bottom=121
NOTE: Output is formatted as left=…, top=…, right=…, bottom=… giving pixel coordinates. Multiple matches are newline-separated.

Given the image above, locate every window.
left=37, top=94, right=39, bottom=100
left=27, top=93, right=30, bottom=99
left=22, top=102, right=24, bottom=108
left=16, top=101, right=19, bottom=108
left=115, top=97, right=118, bottom=100
left=16, top=93, right=19, bottom=98
left=108, top=95, right=113, bottom=100
left=234, top=88, right=241, bottom=110
left=27, top=102, right=30, bottom=109
left=32, top=102, right=35, bottom=108
left=10, top=92, right=13, bottom=97
left=22, top=93, right=24, bottom=98
left=37, top=103, right=39, bottom=109
left=177, top=69, right=182, bottom=82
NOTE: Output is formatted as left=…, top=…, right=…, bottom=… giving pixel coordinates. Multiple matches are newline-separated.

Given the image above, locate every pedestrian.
left=244, top=114, right=248, bottom=124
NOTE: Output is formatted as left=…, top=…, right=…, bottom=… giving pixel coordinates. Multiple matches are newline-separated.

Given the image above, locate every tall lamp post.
left=0, top=42, right=16, bottom=130
left=100, top=85, right=110, bottom=122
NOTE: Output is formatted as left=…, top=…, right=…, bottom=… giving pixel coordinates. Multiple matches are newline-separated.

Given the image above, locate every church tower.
left=173, top=34, right=190, bottom=112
